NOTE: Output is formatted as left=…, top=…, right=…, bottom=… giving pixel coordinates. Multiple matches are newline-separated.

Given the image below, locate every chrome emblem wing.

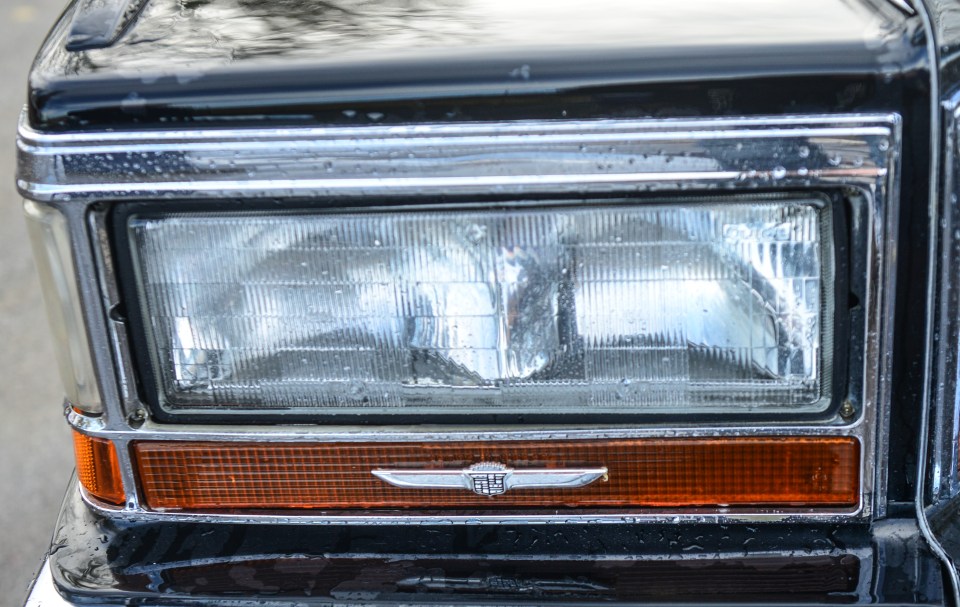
left=371, top=463, right=608, bottom=496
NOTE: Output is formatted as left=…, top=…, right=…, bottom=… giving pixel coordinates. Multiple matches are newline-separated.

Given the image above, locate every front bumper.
left=23, top=480, right=950, bottom=606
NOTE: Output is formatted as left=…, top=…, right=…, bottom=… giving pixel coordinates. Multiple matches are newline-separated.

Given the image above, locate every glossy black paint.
left=30, top=0, right=925, bottom=131
left=47, top=481, right=945, bottom=604
left=65, top=0, right=150, bottom=51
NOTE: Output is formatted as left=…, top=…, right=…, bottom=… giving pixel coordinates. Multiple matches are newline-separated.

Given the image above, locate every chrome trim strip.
left=885, top=0, right=917, bottom=15
left=18, top=115, right=893, bottom=203
left=372, top=464, right=608, bottom=495
left=81, top=489, right=862, bottom=525
left=912, top=1, right=960, bottom=602
left=929, top=100, right=960, bottom=508
left=26, top=169, right=872, bottom=198
left=69, top=417, right=864, bottom=442
left=930, top=101, right=958, bottom=505
left=19, top=113, right=900, bottom=524
left=19, top=114, right=891, bottom=143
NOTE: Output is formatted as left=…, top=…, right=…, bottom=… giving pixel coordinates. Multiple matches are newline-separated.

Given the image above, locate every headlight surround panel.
left=19, top=114, right=898, bottom=521
left=113, top=193, right=856, bottom=425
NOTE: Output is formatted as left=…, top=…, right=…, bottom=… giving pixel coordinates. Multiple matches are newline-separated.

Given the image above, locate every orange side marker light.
left=73, top=430, right=124, bottom=505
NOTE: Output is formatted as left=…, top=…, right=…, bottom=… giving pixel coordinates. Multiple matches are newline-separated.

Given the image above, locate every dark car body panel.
left=44, top=479, right=947, bottom=605
left=29, top=0, right=924, bottom=131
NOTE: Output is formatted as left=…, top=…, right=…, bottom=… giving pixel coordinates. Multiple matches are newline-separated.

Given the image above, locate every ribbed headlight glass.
left=128, top=200, right=832, bottom=417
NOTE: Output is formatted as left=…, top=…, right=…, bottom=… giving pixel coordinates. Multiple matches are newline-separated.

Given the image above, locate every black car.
left=17, top=0, right=960, bottom=604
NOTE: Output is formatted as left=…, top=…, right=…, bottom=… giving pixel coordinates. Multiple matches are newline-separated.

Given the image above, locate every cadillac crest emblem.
left=464, top=463, right=509, bottom=496
left=371, top=462, right=608, bottom=496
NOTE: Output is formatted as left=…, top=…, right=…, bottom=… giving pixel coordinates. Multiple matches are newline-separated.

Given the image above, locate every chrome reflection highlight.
left=129, top=201, right=830, bottom=416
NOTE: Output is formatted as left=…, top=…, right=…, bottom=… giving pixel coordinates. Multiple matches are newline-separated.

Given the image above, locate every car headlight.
left=21, top=112, right=894, bottom=517
left=124, top=198, right=832, bottom=419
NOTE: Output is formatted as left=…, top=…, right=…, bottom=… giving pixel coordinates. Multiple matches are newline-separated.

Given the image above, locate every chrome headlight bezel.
left=18, top=114, right=898, bottom=523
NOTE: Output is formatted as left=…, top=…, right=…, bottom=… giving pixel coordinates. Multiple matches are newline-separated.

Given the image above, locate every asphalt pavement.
left=0, top=2, right=76, bottom=605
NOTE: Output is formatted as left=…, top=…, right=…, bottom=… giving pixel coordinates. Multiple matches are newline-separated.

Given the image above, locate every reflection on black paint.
left=141, top=555, right=861, bottom=602
left=29, top=0, right=918, bottom=130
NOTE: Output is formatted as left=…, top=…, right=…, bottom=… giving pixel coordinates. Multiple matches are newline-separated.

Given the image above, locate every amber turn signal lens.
left=133, top=437, right=859, bottom=512
left=73, top=431, right=124, bottom=505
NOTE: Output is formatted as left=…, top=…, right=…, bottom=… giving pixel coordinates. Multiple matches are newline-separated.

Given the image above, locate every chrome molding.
left=81, top=487, right=864, bottom=525
left=885, top=0, right=917, bottom=15
left=19, top=115, right=894, bottom=203
left=930, top=102, right=960, bottom=506
left=910, top=3, right=960, bottom=602
left=18, top=113, right=901, bottom=524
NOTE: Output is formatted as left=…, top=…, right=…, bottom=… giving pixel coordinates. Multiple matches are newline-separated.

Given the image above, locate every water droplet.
left=509, top=64, right=531, bottom=80
left=464, top=223, right=487, bottom=244
left=348, top=380, right=366, bottom=400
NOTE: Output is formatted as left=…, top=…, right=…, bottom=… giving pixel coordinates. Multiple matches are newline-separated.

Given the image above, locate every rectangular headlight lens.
left=128, top=200, right=831, bottom=417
